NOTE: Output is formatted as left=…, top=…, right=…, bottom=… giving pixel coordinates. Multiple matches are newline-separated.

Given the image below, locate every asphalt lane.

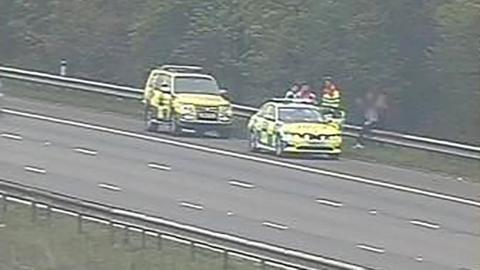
left=1, top=111, right=478, bottom=270
left=4, top=96, right=479, bottom=201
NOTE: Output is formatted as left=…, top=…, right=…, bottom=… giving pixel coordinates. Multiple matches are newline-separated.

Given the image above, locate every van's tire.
left=144, top=106, right=159, bottom=132
left=169, top=116, right=182, bottom=136
left=275, top=136, right=285, bottom=157
left=248, top=131, right=259, bottom=152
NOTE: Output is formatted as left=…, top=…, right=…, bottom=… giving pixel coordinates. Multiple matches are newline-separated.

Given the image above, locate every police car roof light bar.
left=160, top=65, right=204, bottom=73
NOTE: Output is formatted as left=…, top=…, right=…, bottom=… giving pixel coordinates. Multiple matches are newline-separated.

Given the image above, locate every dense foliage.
left=1, top=0, right=478, bottom=142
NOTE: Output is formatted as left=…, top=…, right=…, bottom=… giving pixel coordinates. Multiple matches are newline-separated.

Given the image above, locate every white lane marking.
left=51, top=207, right=79, bottom=217
left=228, top=251, right=262, bottom=263
left=6, top=196, right=32, bottom=205
left=356, top=244, right=385, bottom=254
left=74, top=147, right=98, bottom=156
left=227, top=211, right=234, bottom=216
left=145, top=231, right=159, bottom=237
left=128, top=226, right=143, bottom=233
left=5, top=108, right=479, bottom=208
left=194, top=242, right=224, bottom=253
left=98, top=183, right=121, bottom=192
left=316, top=198, right=343, bottom=207
left=415, top=256, right=424, bottom=262
left=111, top=209, right=147, bottom=219
left=265, top=261, right=298, bottom=270
left=81, top=215, right=110, bottom=225
left=229, top=180, right=255, bottom=189
left=0, top=224, right=6, bottom=228
left=162, top=234, right=191, bottom=245
left=112, top=223, right=126, bottom=229
left=1, top=133, right=22, bottom=140
left=368, top=209, right=378, bottom=215
left=179, top=201, right=203, bottom=210
left=262, top=221, right=289, bottom=230
left=24, top=166, right=46, bottom=174
left=409, top=219, right=440, bottom=230
left=147, top=162, right=171, bottom=171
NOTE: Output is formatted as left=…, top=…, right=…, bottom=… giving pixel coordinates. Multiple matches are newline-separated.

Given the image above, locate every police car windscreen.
left=279, top=108, right=325, bottom=123
left=174, top=76, right=219, bottom=94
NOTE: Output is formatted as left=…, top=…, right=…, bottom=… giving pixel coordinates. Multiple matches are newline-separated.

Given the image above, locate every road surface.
left=1, top=105, right=479, bottom=269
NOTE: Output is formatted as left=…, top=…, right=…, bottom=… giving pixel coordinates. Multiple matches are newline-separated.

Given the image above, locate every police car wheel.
left=249, top=131, right=259, bottom=152
left=145, top=106, right=158, bottom=132
left=275, top=137, right=284, bottom=157
left=169, top=117, right=182, bottom=136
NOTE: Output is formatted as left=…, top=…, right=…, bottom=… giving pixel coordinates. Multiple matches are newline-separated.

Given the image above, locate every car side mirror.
left=264, top=115, right=275, bottom=121
left=219, top=88, right=230, bottom=100
left=159, top=83, right=170, bottom=93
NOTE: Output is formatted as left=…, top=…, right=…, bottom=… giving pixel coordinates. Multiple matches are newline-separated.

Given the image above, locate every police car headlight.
left=219, top=106, right=233, bottom=117
left=179, top=104, right=195, bottom=115
left=281, top=132, right=294, bottom=141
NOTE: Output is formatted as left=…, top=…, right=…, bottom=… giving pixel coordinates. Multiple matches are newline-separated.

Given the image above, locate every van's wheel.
left=248, top=131, right=259, bottom=152
left=169, top=116, right=182, bottom=136
left=144, top=106, right=158, bottom=132
left=275, top=136, right=285, bottom=157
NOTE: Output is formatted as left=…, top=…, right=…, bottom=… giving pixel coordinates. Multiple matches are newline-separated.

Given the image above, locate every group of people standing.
left=284, top=76, right=342, bottom=109
left=282, top=76, right=387, bottom=149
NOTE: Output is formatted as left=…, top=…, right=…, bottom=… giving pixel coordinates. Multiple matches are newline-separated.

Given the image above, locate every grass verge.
left=2, top=80, right=479, bottom=182
left=0, top=203, right=263, bottom=270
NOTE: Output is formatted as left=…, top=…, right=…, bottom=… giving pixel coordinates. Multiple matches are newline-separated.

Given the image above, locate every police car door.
left=260, top=104, right=276, bottom=146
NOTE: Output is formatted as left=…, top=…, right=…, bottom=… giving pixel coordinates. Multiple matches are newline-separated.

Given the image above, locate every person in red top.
left=295, top=82, right=317, bottom=103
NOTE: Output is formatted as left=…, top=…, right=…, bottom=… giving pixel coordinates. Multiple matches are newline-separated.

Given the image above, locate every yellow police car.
left=143, top=65, right=233, bottom=137
left=247, top=99, right=342, bottom=158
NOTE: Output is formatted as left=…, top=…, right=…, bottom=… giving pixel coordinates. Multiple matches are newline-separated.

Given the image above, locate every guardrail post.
left=31, top=202, right=37, bottom=223
left=190, top=241, right=196, bottom=261
left=109, top=221, right=116, bottom=246
left=222, top=250, right=229, bottom=270
left=0, top=194, right=6, bottom=223
left=123, top=226, right=129, bottom=245
left=45, top=204, right=51, bottom=224
left=77, top=214, right=83, bottom=233
left=157, top=234, right=163, bottom=251
left=141, top=230, right=146, bottom=249
left=260, top=259, right=266, bottom=270
left=60, top=59, right=67, bottom=76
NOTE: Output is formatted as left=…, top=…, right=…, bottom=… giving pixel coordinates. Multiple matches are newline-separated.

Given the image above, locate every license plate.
left=199, top=112, right=217, bottom=119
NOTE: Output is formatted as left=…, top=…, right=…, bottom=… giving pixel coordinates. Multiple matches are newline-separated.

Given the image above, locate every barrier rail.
left=1, top=65, right=479, bottom=160
left=0, top=178, right=369, bottom=270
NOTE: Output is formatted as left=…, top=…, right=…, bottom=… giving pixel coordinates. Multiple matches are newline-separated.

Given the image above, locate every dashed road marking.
left=5, top=108, right=480, bottom=208
left=24, top=166, right=46, bottom=174
left=148, top=162, right=171, bottom=171
left=316, top=198, right=343, bottom=207
left=74, top=147, right=98, bottom=156
left=415, top=256, right=424, bottom=262
left=1, top=133, right=22, bottom=140
left=356, top=244, right=385, bottom=254
left=98, top=183, right=121, bottom=192
left=229, top=180, right=255, bottom=189
left=227, top=211, right=234, bottom=216
left=179, top=201, right=203, bottom=210
left=409, top=219, right=440, bottom=230
left=262, top=221, right=289, bottom=230
left=368, top=209, right=378, bottom=215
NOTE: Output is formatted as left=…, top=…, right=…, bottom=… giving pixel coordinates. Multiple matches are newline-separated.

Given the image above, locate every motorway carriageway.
left=0, top=98, right=479, bottom=270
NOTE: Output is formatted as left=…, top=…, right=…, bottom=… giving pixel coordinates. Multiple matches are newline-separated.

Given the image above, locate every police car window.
left=155, top=74, right=170, bottom=88
left=279, top=107, right=325, bottom=123
left=262, top=105, right=275, bottom=120
left=174, top=76, right=219, bottom=94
